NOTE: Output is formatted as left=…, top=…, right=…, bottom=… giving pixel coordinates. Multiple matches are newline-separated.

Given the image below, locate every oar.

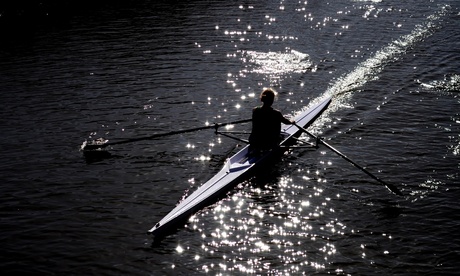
left=82, top=118, right=251, bottom=151
left=294, top=123, right=403, bottom=196
left=214, top=130, right=250, bottom=144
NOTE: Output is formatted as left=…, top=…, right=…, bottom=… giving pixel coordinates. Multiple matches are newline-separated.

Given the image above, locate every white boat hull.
left=149, top=97, right=332, bottom=236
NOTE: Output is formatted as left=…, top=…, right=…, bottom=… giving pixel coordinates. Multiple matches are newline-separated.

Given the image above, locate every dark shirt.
left=249, top=106, right=291, bottom=150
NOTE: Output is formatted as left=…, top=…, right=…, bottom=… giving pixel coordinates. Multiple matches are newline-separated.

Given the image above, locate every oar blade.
left=80, top=138, right=109, bottom=151
left=384, top=182, right=404, bottom=196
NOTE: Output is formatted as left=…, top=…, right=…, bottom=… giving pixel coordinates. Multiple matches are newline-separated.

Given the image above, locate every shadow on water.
left=82, top=150, right=123, bottom=164
left=361, top=195, right=405, bottom=219
left=373, top=205, right=404, bottom=219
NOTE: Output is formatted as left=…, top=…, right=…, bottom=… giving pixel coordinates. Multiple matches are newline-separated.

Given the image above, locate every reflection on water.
left=236, top=49, right=313, bottom=87
left=241, top=49, right=312, bottom=75
left=185, top=167, right=345, bottom=273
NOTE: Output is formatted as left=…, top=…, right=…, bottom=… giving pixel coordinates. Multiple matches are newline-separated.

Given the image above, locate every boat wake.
left=324, top=5, right=452, bottom=102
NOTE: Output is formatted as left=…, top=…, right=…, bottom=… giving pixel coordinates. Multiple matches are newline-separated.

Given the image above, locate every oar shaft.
left=294, top=123, right=403, bottom=196
left=320, top=140, right=386, bottom=184
left=83, top=118, right=252, bottom=150
left=215, top=131, right=249, bottom=144
left=105, top=125, right=212, bottom=146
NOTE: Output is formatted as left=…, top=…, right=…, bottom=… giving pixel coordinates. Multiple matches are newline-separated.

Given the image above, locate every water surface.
left=0, top=0, right=459, bottom=275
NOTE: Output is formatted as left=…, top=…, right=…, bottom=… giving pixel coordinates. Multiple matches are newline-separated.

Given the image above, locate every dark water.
left=1, top=0, right=459, bottom=275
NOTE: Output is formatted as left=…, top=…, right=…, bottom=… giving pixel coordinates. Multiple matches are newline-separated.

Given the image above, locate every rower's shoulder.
left=252, top=106, right=263, bottom=113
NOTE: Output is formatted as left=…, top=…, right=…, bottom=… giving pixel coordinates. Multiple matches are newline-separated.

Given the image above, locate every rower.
left=248, top=88, right=295, bottom=155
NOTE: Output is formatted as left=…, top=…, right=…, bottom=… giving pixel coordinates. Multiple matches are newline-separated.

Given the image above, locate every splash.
left=410, top=177, right=444, bottom=202
left=419, top=74, right=460, bottom=92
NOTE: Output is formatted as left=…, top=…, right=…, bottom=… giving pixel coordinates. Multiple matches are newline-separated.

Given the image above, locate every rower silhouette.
left=248, top=88, right=295, bottom=155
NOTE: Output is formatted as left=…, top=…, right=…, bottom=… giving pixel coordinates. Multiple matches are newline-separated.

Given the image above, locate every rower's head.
left=260, top=88, right=276, bottom=106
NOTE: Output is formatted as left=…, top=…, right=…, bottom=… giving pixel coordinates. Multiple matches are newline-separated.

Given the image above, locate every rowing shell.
left=149, top=97, right=332, bottom=236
